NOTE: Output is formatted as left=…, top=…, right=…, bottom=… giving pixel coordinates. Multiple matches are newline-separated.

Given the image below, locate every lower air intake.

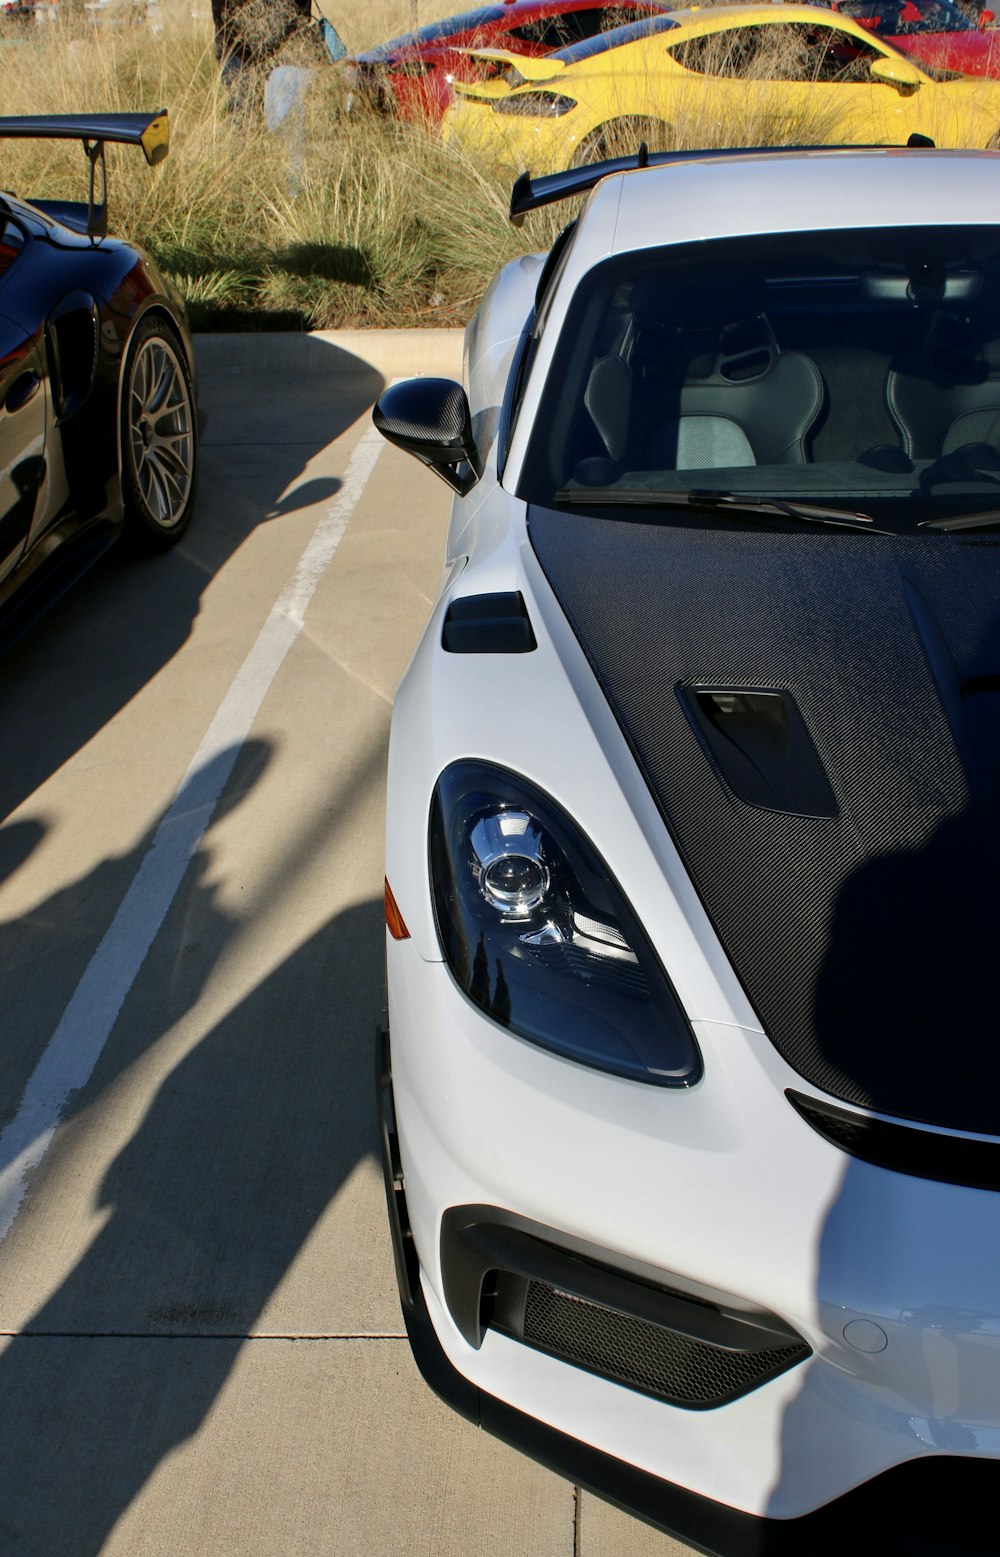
left=521, top=1280, right=808, bottom=1409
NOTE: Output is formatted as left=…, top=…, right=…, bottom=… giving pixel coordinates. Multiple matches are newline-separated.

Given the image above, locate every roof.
left=594, top=147, right=1000, bottom=254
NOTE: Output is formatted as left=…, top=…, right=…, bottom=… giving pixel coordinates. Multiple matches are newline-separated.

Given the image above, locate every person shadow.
left=766, top=595, right=1000, bottom=1551
left=0, top=740, right=388, bottom=1555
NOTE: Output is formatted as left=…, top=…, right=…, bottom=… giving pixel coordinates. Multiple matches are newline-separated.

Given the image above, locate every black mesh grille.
left=521, top=1280, right=808, bottom=1408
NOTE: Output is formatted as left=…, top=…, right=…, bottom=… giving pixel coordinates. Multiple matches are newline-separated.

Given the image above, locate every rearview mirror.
left=372, top=378, right=479, bottom=495
left=869, top=55, right=923, bottom=90
left=980, top=8, right=995, bottom=24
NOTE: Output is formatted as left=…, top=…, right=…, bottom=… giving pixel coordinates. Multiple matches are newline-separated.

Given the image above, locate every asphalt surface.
left=0, top=331, right=692, bottom=1556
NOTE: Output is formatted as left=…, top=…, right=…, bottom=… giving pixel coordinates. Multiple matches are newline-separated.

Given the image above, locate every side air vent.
left=440, top=1208, right=810, bottom=1410
left=787, top=1090, right=1000, bottom=1192
left=47, top=293, right=98, bottom=421
left=442, top=591, right=537, bottom=654
left=678, top=685, right=837, bottom=817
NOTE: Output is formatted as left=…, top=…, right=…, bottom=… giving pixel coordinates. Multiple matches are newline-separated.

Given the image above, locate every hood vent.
left=678, top=686, right=837, bottom=818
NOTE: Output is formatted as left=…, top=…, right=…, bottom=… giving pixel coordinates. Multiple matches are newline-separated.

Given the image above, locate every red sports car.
left=342, top=0, right=670, bottom=120
left=831, top=0, right=1000, bottom=75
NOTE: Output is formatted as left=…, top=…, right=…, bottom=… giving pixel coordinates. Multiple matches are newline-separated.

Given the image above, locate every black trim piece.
left=533, top=219, right=577, bottom=314
left=787, top=1090, right=1000, bottom=1192
left=508, top=143, right=936, bottom=224
left=440, top=1207, right=802, bottom=1355
left=375, top=1025, right=420, bottom=1314
left=441, top=591, right=536, bottom=654
left=376, top=1030, right=999, bottom=1555
left=497, top=326, right=533, bottom=482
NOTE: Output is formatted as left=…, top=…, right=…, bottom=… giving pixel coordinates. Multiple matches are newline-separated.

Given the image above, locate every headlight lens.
left=493, top=90, right=577, bottom=116
left=430, top=762, right=702, bottom=1087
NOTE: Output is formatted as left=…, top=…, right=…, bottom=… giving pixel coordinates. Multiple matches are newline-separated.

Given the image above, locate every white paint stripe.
left=0, top=420, right=387, bottom=1242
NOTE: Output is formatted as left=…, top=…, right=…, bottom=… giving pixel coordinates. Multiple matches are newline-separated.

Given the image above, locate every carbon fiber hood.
left=528, top=506, right=1000, bottom=1135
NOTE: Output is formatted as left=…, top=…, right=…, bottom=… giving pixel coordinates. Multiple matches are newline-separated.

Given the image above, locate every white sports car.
left=373, top=144, right=1000, bottom=1552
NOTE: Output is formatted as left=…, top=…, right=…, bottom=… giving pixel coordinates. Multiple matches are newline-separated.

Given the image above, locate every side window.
left=507, top=10, right=608, bottom=47
left=787, top=23, right=883, bottom=81
left=667, top=21, right=880, bottom=80
left=666, top=26, right=770, bottom=75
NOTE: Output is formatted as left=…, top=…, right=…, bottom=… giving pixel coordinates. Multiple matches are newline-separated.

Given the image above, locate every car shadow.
left=0, top=339, right=383, bottom=823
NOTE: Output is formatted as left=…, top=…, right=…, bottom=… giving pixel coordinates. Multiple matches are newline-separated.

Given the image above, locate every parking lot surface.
left=0, top=332, right=693, bottom=1556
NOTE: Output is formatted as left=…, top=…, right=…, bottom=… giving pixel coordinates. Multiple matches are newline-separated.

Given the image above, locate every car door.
left=0, top=311, right=46, bottom=586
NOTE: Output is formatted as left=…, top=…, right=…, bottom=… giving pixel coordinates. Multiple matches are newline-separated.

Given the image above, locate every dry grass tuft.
left=0, top=5, right=566, bottom=326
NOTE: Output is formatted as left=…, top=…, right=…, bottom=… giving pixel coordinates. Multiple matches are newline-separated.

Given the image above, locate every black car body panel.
left=528, top=505, right=1000, bottom=1136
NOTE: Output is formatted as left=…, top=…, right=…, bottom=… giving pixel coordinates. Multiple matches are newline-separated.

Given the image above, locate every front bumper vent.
left=520, top=1279, right=808, bottom=1409
left=441, top=1207, right=810, bottom=1411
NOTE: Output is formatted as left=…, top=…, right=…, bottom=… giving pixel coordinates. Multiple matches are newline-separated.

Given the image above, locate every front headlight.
left=430, top=762, right=702, bottom=1087
left=493, top=91, right=577, bottom=116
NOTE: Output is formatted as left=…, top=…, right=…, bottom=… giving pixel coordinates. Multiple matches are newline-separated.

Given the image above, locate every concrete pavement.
left=0, top=330, right=693, bottom=1556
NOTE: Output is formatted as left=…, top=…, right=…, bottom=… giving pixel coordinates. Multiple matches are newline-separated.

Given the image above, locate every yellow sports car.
left=443, top=3, right=1000, bottom=168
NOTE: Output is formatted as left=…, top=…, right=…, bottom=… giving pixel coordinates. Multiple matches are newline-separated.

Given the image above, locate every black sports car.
left=0, top=111, right=197, bottom=645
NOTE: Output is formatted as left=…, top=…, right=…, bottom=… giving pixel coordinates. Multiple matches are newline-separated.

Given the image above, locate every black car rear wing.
left=0, top=111, right=168, bottom=237
left=508, top=134, right=935, bottom=225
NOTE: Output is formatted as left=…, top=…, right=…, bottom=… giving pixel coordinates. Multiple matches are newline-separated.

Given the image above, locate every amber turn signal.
left=384, top=877, right=410, bottom=940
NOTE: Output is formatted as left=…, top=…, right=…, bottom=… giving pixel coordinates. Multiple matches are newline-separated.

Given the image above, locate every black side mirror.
left=372, top=377, right=479, bottom=495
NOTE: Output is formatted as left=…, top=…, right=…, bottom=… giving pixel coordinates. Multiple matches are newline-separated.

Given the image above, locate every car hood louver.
left=528, top=505, right=1000, bottom=1137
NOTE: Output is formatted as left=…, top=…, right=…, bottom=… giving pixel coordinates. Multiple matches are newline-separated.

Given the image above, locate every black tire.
left=121, top=315, right=198, bottom=550
left=574, top=116, right=673, bottom=165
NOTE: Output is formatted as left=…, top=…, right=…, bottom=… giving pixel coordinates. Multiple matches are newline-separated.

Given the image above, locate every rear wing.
left=0, top=111, right=168, bottom=236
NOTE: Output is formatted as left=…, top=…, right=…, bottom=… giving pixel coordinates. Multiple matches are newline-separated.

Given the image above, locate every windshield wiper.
left=554, top=487, right=885, bottom=533
left=918, top=509, right=1000, bottom=532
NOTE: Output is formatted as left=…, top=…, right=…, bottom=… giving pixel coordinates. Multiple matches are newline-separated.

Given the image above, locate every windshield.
left=518, top=225, right=1000, bottom=529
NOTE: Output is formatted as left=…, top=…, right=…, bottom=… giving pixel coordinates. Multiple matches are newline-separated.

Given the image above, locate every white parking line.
left=0, top=420, right=387, bottom=1244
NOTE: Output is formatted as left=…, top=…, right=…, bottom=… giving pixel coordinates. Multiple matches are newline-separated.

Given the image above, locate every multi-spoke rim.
left=127, top=333, right=194, bottom=530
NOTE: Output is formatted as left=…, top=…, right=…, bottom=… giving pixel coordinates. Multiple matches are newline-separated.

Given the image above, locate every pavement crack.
left=0, top=1330, right=408, bottom=1341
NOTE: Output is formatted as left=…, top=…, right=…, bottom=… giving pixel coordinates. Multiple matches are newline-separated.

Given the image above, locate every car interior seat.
left=582, top=310, right=825, bottom=474
left=887, top=312, right=1000, bottom=461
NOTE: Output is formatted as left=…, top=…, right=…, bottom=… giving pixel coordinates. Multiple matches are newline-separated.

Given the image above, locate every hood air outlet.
left=442, top=591, right=537, bottom=654
left=678, top=686, right=837, bottom=818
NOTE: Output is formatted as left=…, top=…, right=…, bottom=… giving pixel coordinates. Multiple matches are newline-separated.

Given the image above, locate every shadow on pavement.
left=0, top=872, right=385, bottom=1553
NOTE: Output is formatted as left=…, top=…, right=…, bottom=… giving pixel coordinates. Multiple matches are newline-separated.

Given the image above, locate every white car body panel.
left=388, top=932, right=1000, bottom=1515
left=376, top=146, right=1000, bottom=1548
